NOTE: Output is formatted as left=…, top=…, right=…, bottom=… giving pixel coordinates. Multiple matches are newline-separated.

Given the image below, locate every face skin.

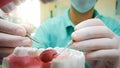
left=70, top=5, right=94, bottom=25
left=69, top=0, right=99, bottom=25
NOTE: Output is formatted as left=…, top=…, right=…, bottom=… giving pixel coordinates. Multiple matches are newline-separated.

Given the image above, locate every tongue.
left=39, top=49, right=58, bottom=63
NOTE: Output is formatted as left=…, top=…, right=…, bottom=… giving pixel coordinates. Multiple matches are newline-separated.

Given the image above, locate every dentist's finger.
left=72, top=26, right=114, bottom=41
left=85, top=49, right=120, bottom=60
left=72, top=38, right=117, bottom=51
left=75, top=19, right=105, bottom=30
left=0, top=33, right=32, bottom=47
left=0, top=19, right=26, bottom=36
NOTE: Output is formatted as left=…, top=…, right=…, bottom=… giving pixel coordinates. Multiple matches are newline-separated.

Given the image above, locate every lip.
left=4, top=54, right=47, bottom=68
left=2, top=47, right=85, bottom=68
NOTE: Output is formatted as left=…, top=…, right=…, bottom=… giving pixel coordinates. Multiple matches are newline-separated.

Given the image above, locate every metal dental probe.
left=26, top=34, right=43, bottom=45
left=59, top=40, right=73, bottom=55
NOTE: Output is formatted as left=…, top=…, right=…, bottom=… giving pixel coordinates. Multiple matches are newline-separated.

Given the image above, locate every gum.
left=2, top=47, right=85, bottom=68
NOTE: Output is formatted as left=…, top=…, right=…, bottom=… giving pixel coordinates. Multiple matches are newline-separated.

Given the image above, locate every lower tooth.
left=51, top=48, right=85, bottom=68
left=13, top=47, right=29, bottom=56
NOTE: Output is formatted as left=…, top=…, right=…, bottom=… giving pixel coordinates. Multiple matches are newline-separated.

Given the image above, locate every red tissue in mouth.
left=40, top=49, right=58, bottom=63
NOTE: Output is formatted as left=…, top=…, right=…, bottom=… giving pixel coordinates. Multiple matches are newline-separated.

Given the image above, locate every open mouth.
left=2, top=47, right=85, bottom=68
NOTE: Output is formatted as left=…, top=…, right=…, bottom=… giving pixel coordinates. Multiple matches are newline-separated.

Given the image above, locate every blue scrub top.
left=32, top=8, right=120, bottom=68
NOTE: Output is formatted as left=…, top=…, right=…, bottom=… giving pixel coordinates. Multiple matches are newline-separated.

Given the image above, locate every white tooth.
left=37, top=48, right=45, bottom=55
left=13, top=47, right=29, bottom=56
left=51, top=48, right=85, bottom=68
left=47, top=47, right=53, bottom=50
left=28, top=48, right=38, bottom=57
left=13, top=47, right=20, bottom=54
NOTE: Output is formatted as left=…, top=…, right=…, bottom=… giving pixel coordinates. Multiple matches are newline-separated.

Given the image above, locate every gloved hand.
left=0, top=0, right=25, bottom=13
left=0, top=19, right=32, bottom=64
left=13, top=0, right=25, bottom=5
left=40, top=0, right=55, bottom=4
left=71, top=19, right=120, bottom=68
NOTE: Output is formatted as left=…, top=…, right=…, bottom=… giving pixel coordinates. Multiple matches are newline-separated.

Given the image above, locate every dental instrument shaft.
left=59, top=40, right=73, bottom=55
left=26, top=34, right=42, bottom=45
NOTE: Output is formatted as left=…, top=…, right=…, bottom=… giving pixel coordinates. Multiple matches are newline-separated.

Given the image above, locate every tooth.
left=13, top=47, right=20, bottom=54
left=47, top=47, right=53, bottom=50
left=6, top=47, right=85, bottom=68
left=51, top=48, right=85, bottom=68
left=13, top=47, right=29, bottom=56
left=28, top=48, right=38, bottom=57
left=37, top=48, right=45, bottom=55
